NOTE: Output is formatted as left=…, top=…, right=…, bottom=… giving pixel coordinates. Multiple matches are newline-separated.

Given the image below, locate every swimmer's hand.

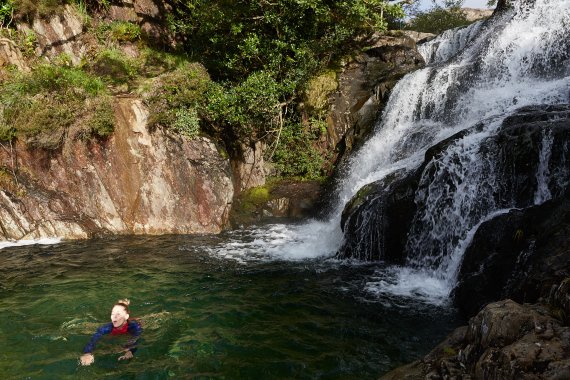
left=79, top=353, right=94, bottom=366
left=118, top=350, right=133, bottom=361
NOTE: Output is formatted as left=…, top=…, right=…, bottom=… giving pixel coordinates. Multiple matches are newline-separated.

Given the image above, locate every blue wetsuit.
left=83, top=320, right=143, bottom=354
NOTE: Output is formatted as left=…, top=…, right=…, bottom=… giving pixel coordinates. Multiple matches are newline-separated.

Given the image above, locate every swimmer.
left=79, top=299, right=143, bottom=366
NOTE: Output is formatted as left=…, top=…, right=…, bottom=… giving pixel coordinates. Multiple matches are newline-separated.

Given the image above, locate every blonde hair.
left=114, top=298, right=130, bottom=313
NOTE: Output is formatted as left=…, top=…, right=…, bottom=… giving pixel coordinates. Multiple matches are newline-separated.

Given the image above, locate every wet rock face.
left=325, top=33, right=425, bottom=166
left=453, top=105, right=570, bottom=317
left=381, top=298, right=570, bottom=380
left=338, top=104, right=570, bottom=265
left=337, top=170, right=420, bottom=262
left=454, top=192, right=570, bottom=317
left=0, top=98, right=233, bottom=240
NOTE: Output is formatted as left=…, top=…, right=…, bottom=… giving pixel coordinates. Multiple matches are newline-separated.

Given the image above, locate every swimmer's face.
left=110, top=305, right=129, bottom=328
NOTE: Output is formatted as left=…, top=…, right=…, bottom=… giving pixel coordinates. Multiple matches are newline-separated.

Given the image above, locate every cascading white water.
left=207, top=0, right=570, bottom=302
left=534, top=129, right=554, bottom=204
left=418, top=20, right=485, bottom=65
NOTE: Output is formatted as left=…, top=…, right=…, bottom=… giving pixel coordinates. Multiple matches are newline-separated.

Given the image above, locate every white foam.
left=364, top=266, right=451, bottom=306
left=204, top=221, right=342, bottom=262
left=0, top=238, right=61, bottom=250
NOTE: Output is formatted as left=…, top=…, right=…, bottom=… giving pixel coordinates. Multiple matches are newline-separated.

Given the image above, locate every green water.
left=0, top=234, right=462, bottom=379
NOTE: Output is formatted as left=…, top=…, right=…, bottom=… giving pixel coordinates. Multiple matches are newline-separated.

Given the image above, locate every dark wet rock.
left=381, top=298, right=570, bottom=380
left=453, top=104, right=570, bottom=317
left=337, top=125, right=481, bottom=262
left=337, top=169, right=420, bottom=262
left=453, top=192, right=570, bottom=317
left=339, top=104, right=570, bottom=263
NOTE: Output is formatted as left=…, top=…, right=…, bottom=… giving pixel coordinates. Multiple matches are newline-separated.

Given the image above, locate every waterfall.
left=332, top=0, right=570, bottom=295
left=207, top=1, right=569, bottom=303
left=417, top=20, right=485, bottom=65
left=534, top=129, right=554, bottom=204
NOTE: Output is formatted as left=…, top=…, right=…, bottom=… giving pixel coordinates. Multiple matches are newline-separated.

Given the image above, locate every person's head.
left=110, top=299, right=130, bottom=328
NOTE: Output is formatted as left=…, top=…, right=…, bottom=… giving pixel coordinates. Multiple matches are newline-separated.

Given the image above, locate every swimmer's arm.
left=80, top=324, right=112, bottom=366
left=124, top=320, right=143, bottom=354
left=83, top=324, right=112, bottom=354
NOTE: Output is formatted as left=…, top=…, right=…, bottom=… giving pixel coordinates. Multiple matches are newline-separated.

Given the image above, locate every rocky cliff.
left=0, top=97, right=233, bottom=239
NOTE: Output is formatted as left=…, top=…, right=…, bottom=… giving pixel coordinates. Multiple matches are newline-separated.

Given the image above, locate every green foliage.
left=97, top=21, right=141, bottom=43
left=407, top=3, right=471, bottom=34
left=0, top=64, right=113, bottom=148
left=247, top=186, right=270, bottom=204
left=145, top=62, right=210, bottom=136
left=170, top=0, right=404, bottom=84
left=138, top=48, right=189, bottom=77
left=88, top=48, right=138, bottom=85
left=272, top=121, right=325, bottom=180
left=0, top=0, right=14, bottom=27
left=85, top=95, right=114, bottom=138
left=172, top=107, right=200, bottom=139
left=304, top=70, right=338, bottom=115
left=206, top=71, right=284, bottom=138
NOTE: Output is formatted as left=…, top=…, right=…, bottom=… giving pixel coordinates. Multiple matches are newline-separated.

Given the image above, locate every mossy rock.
left=303, top=70, right=338, bottom=114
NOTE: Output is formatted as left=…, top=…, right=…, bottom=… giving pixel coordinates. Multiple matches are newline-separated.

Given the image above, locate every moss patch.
left=303, top=70, right=338, bottom=115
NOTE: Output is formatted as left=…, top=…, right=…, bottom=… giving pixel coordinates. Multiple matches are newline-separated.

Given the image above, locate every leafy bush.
left=145, top=62, right=210, bottom=136
left=271, top=121, right=326, bottom=180
left=170, top=0, right=404, bottom=84
left=172, top=107, right=200, bottom=139
left=96, top=21, right=141, bottom=43
left=0, top=0, right=14, bottom=27
left=206, top=71, right=284, bottom=139
left=0, top=64, right=113, bottom=148
left=407, top=5, right=470, bottom=34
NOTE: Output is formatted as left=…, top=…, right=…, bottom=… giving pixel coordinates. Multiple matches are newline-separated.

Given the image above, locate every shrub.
left=0, top=0, right=14, bottom=27
left=0, top=63, right=113, bottom=148
left=172, top=107, right=200, bottom=139
left=84, top=95, right=114, bottom=138
left=88, top=48, right=138, bottom=85
left=271, top=121, right=325, bottom=180
left=145, top=62, right=210, bottom=135
left=97, top=21, right=141, bottom=43
left=407, top=5, right=471, bottom=34
left=206, top=71, right=284, bottom=139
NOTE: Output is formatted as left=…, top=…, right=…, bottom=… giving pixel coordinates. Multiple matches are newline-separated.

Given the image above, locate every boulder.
left=229, top=180, right=323, bottom=227
left=381, top=298, right=570, bottom=380
left=453, top=192, right=570, bottom=317
left=336, top=169, right=420, bottom=262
